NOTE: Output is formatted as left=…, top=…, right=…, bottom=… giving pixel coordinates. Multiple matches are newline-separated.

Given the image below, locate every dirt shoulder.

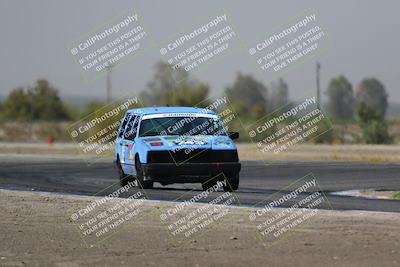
left=0, top=189, right=399, bottom=267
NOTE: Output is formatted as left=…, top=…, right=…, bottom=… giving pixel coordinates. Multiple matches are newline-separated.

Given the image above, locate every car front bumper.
left=142, top=162, right=241, bottom=183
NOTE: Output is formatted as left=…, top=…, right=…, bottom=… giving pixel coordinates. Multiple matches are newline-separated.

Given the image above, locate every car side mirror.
left=228, top=131, right=239, bottom=140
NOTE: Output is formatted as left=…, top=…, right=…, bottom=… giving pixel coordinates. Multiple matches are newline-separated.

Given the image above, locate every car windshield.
left=139, top=116, right=227, bottom=137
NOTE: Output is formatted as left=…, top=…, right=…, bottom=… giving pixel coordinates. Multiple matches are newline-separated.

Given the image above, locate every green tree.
left=355, top=78, right=388, bottom=117
left=1, top=80, right=70, bottom=121
left=1, top=88, right=31, bottom=120
left=270, top=78, right=289, bottom=110
left=225, top=73, right=268, bottom=116
left=141, top=62, right=209, bottom=106
left=81, top=101, right=106, bottom=117
left=357, top=102, right=392, bottom=144
left=326, top=75, right=354, bottom=119
left=29, top=80, right=69, bottom=120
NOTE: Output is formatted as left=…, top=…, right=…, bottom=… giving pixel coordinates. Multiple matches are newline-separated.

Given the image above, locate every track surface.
left=0, top=156, right=399, bottom=212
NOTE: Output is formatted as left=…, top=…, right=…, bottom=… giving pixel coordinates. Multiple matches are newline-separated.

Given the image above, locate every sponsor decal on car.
left=128, top=151, right=134, bottom=162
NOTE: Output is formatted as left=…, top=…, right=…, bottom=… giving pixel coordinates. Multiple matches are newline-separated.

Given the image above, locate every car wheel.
left=116, top=158, right=131, bottom=187
left=223, top=173, right=239, bottom=192
left=136, top=158, right=153, bottom=189
left=201, top=178, right=217, bottom=191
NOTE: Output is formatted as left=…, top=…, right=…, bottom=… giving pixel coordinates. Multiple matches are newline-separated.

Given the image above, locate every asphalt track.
left=0, top=157, right=399, bottom=212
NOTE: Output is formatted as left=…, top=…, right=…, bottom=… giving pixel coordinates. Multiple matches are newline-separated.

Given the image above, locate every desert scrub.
left=392, top=191, right=400, bottom=200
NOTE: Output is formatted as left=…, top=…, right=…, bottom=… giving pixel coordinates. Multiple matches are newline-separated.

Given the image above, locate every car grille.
left=147, top=149, right=238, bottom=164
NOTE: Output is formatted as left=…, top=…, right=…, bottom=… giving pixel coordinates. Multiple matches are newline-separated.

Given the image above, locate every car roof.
left=127, top=107, right=216, bottom=115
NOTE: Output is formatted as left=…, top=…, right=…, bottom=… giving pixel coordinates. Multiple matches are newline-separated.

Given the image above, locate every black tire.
left=201, top=178, right=217, bottom=191
left=136, top=158, right=153, bottom=189
left=115, top=158, right=128, bottom=186
left=223, top=173, right=239, bottom=192
left=116, top=158, right=132, bottom=187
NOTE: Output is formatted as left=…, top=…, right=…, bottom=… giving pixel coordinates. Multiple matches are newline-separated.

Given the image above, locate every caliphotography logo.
left=68, top=8, right=152, bottom=81
left=67, top=94, right=143, bottom=165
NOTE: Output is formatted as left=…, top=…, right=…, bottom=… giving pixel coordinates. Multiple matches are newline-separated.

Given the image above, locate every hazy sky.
left=0, top=0, right=399, bottom=103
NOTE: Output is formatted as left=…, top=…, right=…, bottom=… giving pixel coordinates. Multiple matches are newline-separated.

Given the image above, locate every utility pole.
left=316, top=61, right=321, bottom=109
left=106, top=64, right=113, bottom=102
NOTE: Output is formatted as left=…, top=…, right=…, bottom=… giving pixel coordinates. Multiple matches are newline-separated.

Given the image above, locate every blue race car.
left=115, top=107, right=241, bottom=191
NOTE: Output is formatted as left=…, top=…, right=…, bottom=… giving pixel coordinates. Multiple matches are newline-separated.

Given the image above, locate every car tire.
left=201, top=178, right=217, bottom=191
left=116, top=158, right=131, bottom=187
left=136, top=158, right=153, bottom=189
left=223, top=173, right=239, bottom=192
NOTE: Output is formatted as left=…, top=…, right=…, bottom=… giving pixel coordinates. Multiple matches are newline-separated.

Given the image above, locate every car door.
left=115, top=112, right=131, bottom=159
left=121, top=114, right=140, bottom=174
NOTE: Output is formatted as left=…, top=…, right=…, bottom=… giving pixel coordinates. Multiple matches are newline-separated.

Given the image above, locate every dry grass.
left=392, top=192, right=400, bottom=200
